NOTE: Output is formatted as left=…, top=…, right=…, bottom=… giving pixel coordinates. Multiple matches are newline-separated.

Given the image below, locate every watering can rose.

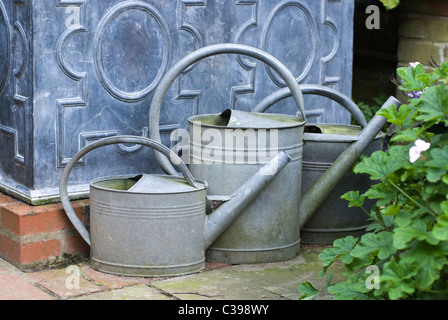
left=409, top=139, right=430, bottom=163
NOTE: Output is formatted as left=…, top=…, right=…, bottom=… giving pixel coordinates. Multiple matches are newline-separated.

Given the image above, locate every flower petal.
left=415, top=139, right=431, bottom=151
left=409, top=146, right=421, bottom=163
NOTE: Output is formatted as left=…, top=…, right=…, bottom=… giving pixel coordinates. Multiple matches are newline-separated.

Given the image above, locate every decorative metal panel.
left=0, top=0, right=354, bottom=204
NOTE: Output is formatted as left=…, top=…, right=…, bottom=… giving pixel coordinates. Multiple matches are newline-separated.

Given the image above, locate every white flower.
left=409, top=139, right=431, bottom=163
left=415, top=139, right=431, bottom=151
left=409, top=62, right=421, bottom=68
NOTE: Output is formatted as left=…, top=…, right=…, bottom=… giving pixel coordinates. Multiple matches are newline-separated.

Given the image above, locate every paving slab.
left=24, top=266, right=106, bottom=299
left=80, top=265, right=152, bottom=290
left=152, top=248, right=346, bottom=300
left=0, top=274, right=54, bottom=300
left=0, top=245, right=345, bottom=301
left=72, top=284, right=172, bottom=300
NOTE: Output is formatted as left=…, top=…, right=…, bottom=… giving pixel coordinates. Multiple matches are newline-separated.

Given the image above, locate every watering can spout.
left=204, top=151, right=291, bottom=249
left=299, top=96, right=402, bottom=228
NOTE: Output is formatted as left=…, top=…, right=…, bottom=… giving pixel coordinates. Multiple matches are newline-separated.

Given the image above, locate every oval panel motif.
left=94, top=2, right=171, bottom=102
left=13, top=22, right=27, bottom=79
left=0, top=1, right=10, bottom=94
left=262, top=1, right=317, bottom=87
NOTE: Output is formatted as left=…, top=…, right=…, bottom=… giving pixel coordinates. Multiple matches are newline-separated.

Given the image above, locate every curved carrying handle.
left=149, top=43, right=306, bottom=175
left=252, top=84, right=368, bottom=128
left=59, top=135, right=198, bottom=246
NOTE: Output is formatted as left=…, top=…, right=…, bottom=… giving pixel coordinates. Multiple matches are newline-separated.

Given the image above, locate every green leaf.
left=327, top=274, right=371, bottom=300
left=442, top=200, right=448, bottom=213
left=325, top=273, right=334, bottom=288
left=416, top=72, right=441, bottom=87
left=377, top=103, right=413, bottom=126
left=425, top=146, right=448, bottom=183
left=390, top=127, right=421, bottom=144
left=318, top=236, right=358, bottom=272
left=402, top=242, right=448, bottom=289
left=394, top=210, right=415, bottom=228
left=379, top=0, right=400, bottom=10
left=381, top=203, right=402, bottom=217
left=341, top=191, right=366, bottom=208
left=443, top=175, right=448, bottom=185
left=432, top=212, right=448, bottom=241
left=364, top=182, right=398, bottom=207
left=397, top=64, right=426, bottom=91
left=298, top=282, right=320, bottom=300
left=415, top=85, right=448, bottom=123
left=393, top=220, right=438, bottom=250
left=350, top=231, right=397, bottom=261
left=354, top=146, right=408, bottom=180
left=381, top=257, right=417, bottom=300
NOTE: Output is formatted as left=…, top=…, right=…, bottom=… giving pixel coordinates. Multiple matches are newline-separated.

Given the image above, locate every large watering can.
left=148, top=43, right=307, bottom=264
left=253, top=84, right=383, bottom=244
left=148, top=43, right=402, bottom=264
left=59, top=136, right=290, bottom=277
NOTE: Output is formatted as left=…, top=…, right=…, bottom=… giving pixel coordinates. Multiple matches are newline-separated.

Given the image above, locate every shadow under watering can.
left=59, top=43, right=401, bottom=277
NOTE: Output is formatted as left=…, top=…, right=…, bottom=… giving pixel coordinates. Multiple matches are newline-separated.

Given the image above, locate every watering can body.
left=88, top=174, right=208, bottom=276
left=189, top=110, right=305, bottom=264
left=300, top=124, right=381, bottom=243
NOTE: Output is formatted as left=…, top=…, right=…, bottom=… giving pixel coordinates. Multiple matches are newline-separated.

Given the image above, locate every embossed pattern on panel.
left=0, top=0, right=354, bottom=203
left=0, top=1, right=10, bottom=94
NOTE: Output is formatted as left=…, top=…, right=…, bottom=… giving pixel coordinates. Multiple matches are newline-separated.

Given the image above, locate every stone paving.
left=0, top=245, right=346, bottom=301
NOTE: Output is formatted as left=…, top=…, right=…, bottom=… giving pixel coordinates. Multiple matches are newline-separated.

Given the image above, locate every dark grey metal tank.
left=0, top=0, right=354, bottom=204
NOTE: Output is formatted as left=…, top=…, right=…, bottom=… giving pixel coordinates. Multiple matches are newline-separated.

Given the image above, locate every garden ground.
left=0, top=244, right=346, bottom=300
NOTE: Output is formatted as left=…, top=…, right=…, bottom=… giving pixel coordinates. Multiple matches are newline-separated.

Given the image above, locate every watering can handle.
left=59, top=135, right=198, bottom=246
left=148, top=43, right=306, bottom=175
left=252, top=84, right=368, bottom=128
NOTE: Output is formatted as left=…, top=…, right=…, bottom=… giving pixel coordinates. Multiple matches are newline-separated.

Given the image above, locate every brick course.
left=395, top=0, right=448, bottom=100
left=1, top=202, right=84, bottom=236
left=398, top=1, right=448, bottom=67
left=0, top=194, right=90, bottom=270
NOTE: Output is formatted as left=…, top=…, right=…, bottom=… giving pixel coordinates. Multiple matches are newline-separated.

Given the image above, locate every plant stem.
left=386, top=179, right=438, bottom=218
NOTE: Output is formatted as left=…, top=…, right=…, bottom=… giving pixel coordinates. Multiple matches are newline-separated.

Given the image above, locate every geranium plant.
left=299, top=61, right=448, bottom=300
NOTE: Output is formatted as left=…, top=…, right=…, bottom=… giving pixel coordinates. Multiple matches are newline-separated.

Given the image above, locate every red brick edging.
left=0, top=193, right=90, bottom=271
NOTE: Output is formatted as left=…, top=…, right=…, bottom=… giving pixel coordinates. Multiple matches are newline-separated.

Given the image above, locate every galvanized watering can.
left=59, top=135, right=290, bottom=276
left=148, top=43, right=307, bottom=264
left=253, top=84, right=383, bottom=244
left=147, top=43, right=402, bottom=264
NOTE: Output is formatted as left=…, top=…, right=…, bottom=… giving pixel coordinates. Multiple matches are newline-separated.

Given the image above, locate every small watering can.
left=148, top=43, right=402, bottom=264
left=59, top=136, right=290, bottom=277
